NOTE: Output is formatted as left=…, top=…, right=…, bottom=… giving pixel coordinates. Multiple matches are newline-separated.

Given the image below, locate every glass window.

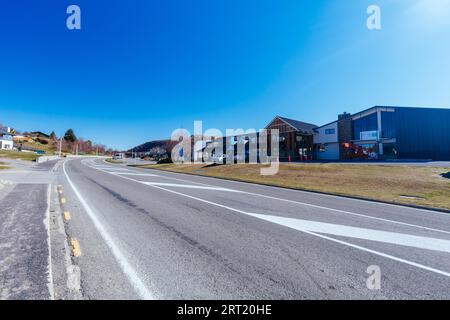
left=325, top=128, right=335, bottom=135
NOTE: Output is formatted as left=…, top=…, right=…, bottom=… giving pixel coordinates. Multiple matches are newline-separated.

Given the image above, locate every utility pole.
left=59, top=139, right=62, bottom=158
left=76, top=144, right=78, bottom=156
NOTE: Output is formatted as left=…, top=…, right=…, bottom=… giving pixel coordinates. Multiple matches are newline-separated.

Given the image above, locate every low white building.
left=313, top=121, right=340, bottom=160
left=0, top=134, right=14, bottom=150
left=0, top=129, right=14, bottom=150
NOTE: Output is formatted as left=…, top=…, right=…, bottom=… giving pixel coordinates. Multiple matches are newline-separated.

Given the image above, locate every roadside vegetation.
left=136, top=163, right=450, bottom=210
left=105, top=158, right=123, bottom=164
left=0, top=127, right=114, bottom=163
left=0, top=150, right=40, bottom=162
left=0, top=161, right=10, bottom=170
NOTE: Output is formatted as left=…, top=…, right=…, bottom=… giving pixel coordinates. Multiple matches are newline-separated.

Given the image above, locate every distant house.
left=29, top=131, right=50, bottom=139
left=0, top=127, right=14, bottom=150
left=264, top=116, right=318, bottom=161
left=313, top=120, right=340, bottom=160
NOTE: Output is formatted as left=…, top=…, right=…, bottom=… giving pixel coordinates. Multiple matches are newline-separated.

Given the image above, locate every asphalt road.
left=58, top=158, right=450, bottom=299
left=0, top=159, right=57, bottom=300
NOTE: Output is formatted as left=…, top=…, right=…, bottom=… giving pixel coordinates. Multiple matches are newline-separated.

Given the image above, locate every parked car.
left=211, top=153, right=226, bottom=164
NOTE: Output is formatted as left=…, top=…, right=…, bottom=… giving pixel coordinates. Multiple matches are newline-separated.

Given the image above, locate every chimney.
left=337, top=112, right=353, bottom=160
left=338, top=112, right=351, bottom=120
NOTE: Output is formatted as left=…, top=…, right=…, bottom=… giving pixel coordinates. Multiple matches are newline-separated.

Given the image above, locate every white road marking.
left=142, top=182, right=240, bottom=192
left=144, top=167, right=450, bottom=216
left=237, top=191, right=450, bottom=235
left=113, top=173, right=160, bottom=177
left=63, top=160, right=156, bottom=299
left=45, top=184, right=55, bottom=300
left=114, top=164, right=450, bottom=235
left=246, top=213, right=450, bottom=253
left=144, top=184, right=450, bottom=278
left=92, top=161, right=450, bottom=236
left=89, top=165, right=450, bottom=278
left=86, top=161, right=211, bottom=186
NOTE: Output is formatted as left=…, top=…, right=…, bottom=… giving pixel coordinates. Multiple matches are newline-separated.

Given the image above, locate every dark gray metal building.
left=335, top=106, right=450, bottom=161
left=393, top=107, right=450, bottom=160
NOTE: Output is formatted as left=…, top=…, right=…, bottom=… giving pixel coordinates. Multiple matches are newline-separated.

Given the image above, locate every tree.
left=64, top=129, right=77, bottom=143
left=49, top=131, right=57, bottom=141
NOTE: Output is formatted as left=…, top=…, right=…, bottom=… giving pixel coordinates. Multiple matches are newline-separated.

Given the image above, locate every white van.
left=112, top=153, right=124, bottom=160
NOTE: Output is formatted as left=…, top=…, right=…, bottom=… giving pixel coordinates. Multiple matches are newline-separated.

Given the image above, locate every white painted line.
left=91, top=165, right=450, bottom=234
left=246, top=213, right=450, bottom=253
left=142, top=167, right=450, bottom=216
left=45, top=184, right=55, bottom=300
left=63, top=160, right=156, bottom=299
left=113, top=173, right=160, bottom=177
left=142, top=182, right=240, bottom=192
left=144, top=184, right=450, bottom=278
left=90, top=167, right=450, bottom=278
left=237, top=191, right=450, bottom=235
left=88, top=164, right=211, bottom=186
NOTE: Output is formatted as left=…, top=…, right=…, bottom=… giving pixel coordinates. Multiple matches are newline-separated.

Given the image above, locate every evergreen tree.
left=49, top=131, right=57, bottom=141
left=64, top=129, right=77, bottom=143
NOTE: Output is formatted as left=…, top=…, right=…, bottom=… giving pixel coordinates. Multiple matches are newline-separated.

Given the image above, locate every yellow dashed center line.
left=64, top=211, right=71, bottom=221
left=70, top=239, right=82, bottom=257
left=61, top=198, right=66, bottom=204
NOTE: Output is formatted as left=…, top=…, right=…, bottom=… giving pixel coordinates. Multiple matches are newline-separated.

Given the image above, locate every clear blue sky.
left=1, top=0, right=450, bottom=150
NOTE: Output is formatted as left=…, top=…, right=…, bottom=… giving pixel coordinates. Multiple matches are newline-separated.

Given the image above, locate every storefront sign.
left=360, top=130, right=379, bottom=141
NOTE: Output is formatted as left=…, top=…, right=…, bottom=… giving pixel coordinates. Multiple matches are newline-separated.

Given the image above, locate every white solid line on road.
left=93, top=161, right=450, bottom=236
left=86, top=161, right=211, bottom=187
left=237, top=190, right=450, bottom=235
left=89, top=165, right=450, bottom=278
left=142, top=182, right=240, bottom=192
left=63, top=160, right=156, bottom=300
left=119, top=164, right=450, bottom=235
left=246, top=213, right=450, bottom=253
left=113, top=173, right=160, bottom=177
left=142, top=166, right=450, bottom=216
left=45, top=184, right=55, bottom=300
left=145, top=184, right=450, bottom=278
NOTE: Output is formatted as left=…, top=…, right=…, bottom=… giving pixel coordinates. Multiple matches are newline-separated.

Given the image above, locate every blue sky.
left=1, top=0, right=450, bottom=150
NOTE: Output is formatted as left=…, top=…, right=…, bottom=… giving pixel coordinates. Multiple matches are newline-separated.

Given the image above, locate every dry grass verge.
left=0, top=150, right=40, bottom=162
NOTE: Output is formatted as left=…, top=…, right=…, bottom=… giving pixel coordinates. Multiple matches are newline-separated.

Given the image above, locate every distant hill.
left=128, top=139, right=171, bottom=153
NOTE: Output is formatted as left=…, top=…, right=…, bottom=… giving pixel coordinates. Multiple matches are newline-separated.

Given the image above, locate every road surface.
left=0, top=159, right=57, bottom=299
left=55, top=158, right=450, bottom=299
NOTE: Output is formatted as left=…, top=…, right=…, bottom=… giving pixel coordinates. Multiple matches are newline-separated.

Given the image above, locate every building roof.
left=273, top=116, right=318, bottom=134
left=314, top=119, right=338, bottom=130
left=29, top=131, right=50, bottom=138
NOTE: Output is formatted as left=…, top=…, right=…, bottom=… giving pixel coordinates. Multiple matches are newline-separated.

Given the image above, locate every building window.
left=325, top=128, right=335, bottom=135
